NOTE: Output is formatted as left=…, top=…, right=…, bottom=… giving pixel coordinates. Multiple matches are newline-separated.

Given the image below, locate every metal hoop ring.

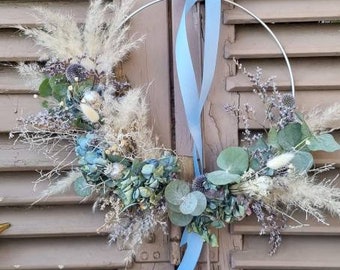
left=124, top=0, right=296, bottom=97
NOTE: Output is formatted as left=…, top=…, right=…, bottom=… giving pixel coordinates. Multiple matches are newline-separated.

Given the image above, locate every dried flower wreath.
left=12, top=0, right=340, bottom=263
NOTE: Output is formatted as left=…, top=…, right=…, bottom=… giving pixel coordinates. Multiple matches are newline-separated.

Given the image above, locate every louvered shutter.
left=174, top=1, right=340, bottom=269
left=0, top=1, right=174, bottom=269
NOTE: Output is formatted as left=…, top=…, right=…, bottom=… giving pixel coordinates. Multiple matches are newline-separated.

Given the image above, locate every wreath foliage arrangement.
left=12, top=0, right=340, bottom=260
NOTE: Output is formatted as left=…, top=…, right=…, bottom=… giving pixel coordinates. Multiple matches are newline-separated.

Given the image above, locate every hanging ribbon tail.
left=177, top=228, right=204, bottom=270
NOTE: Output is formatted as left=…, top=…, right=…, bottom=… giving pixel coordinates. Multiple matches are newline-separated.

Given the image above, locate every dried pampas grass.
left=17, top=62, right=44, bottom=90
left=268, top=173, right=340, bottom=225
left=101, top=85, right=160, bottom=159
left=18, top=0, right=142, bottom=74
left=34, top=171, right=82, bottom=203
left=305, top=103, right=340, bottom=133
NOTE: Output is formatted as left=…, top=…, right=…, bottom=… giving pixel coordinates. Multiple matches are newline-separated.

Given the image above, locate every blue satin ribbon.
left=175, top=0, right=221, bottom=269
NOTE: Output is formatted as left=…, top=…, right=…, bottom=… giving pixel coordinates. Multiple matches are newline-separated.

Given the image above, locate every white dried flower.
left=266, top=153, right=295, bottom=170
left=68, top=85, right=73, bottom=91
left=82, top=91, right=102, bottom=105
left=80, top=103, right=100, bottom=123
left=242, top=176, right=273, bottom=199
left=33, top=94, right=39, bottom=99
left=104, top=163, right=126, bottom=179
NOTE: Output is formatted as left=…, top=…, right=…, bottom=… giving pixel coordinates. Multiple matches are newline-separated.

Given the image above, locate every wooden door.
left=0, top=1, right=174, bottom=269
left=173, top=0, right=340, bottom=269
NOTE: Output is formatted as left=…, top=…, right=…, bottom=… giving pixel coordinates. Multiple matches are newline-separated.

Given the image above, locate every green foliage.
left=38, top=78, right=53, bottom=97
left=291, top=151, right=314, bottom=173
left=168, top=210, right=193, bottom=226
left=206, top=170, right=240, bottom=186
left=267, top=128, right=280, bottom=149
left=308, top=134, right=340, bottom=152
left=164, top=180, right=190, bottom=205
left=179, top=191, right=207, bottom=216
left=216, top=147, right=249, bottom=175
left=278, top=123, right=303, bottom=150
left=49, top=75, right=69, bottom=102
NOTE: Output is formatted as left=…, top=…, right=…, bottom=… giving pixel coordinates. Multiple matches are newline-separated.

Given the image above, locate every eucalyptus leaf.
left=267, top=128, right=280, bottom=149
left=217, top=147, right=249, bottom=174
left=278, top=123, right=303, bottom=150
left=206, top=170, right=241, bottom=186
left=291, top=151, right=314, bottom=174
left=179, top=191, right=207, bottom=216
left=38, top=78, right=52, bottom=97
left=167, top=202, right=181, bottom=213
left=308, top=134, right=340, bottom=152
left=164, top=180, right=190, bottom=205
left=49, top=75, right=69, bottom=102
left=73, top=176, right=92, bottom=197
left=168, top=210, right=193, bottom=227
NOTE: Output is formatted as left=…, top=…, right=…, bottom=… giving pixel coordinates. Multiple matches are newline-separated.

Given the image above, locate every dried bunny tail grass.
left=33, top=171, right=82, bottom=204
left=101, top=85, right=160, bottom=159
left=17, top=7, right=82, bottom=61
left=17, top=62, right=44, bottom=90
left=94, top=0, right=143, bottom=74
left=304, top=104, right=340, bottom=133
left=270, top=173, right=340, bottom=224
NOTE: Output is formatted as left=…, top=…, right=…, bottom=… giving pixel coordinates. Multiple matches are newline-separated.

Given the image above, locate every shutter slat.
left=0, top=134, right=76, bottom=171
left=224, top=0, right=340, bottom=24
left=232, top=208, right=340, bottom=236
left=226, top=58, right=340, bottom=92
left=238, top=91, right=340, bottom=129
left=0, top=172, right=81, bottom=206
left=0, top=205, right=103, bottom=237
left=232, top=235, right=340, bottom=269
left=0, top=67, right=33, bottom=93
left=226, top=24, right=340, bottom=59
left=0, top=237, right=129, bottom=269
left=0, top=94, right=42, bottom=133
left=0, top=1, right=88, bottom=28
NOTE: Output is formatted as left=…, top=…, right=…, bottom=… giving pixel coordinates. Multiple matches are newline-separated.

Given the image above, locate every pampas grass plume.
left=36, top=171, right=82, bottom=203
left=305, top=103, right=340, bottom=133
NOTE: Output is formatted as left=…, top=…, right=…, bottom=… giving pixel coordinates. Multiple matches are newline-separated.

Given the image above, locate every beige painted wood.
left=0, top=236, right=130, bottom=269
left=0, top=66, right=33, bottom=94
left=231, top=235, right=340, bottom=269
left=224, top=0, right=340, bottom=24
left=239, top=90, right=340, bottom=129
left=0, top=94, right=43, bottom=132
left=0, top=172, right=82, bottom=206
left=226, top=57, right=340, bottom=92
left=0, top=29, right=39, bottom=61
left=0, top=1, right=88, bottom=27
left=123, top=0, right=172, bottom=148
left=226, top=24, right=340, bottom=59
left=0, top=205, right=104, bottom=237
left=232, top=209, right=340, bottom=235
left=0, top=134, right=76, bottom=171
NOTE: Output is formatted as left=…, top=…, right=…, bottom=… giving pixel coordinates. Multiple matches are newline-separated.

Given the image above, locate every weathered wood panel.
left=0, top=134, right=76, bottom=171
left=0, top=205, right=104, bottom=237
left=224, top=0, right=340, bottom=24
left=0, top=66, right=32, bottom=93
left=232, top=235, right=340, bottom=269
left=226, top=58, right=340, bottom=92
left=0, top=1, right=174, bottom=269
left=0, top=237, right=129, bottom=269
left=0, top=172, right=81, bottom=206
left=239, top=90, right=340, bottom=129
left=226, top=24, right=340, bottom=59
left=0, top=1, right=88, bottom=28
